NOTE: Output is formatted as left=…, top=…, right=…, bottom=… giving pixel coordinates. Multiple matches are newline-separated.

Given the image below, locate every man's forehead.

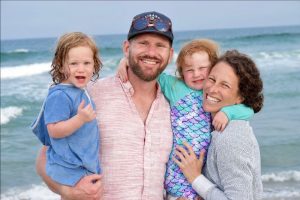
left=130, top=33, right=171, bottom=44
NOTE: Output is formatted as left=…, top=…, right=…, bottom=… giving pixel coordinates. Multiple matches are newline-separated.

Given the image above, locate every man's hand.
left=61, top=174, right=103, bottom=200
left=36, top=147, right=104, bottom=200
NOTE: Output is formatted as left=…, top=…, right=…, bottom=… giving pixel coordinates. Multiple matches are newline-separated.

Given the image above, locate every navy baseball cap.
left=127, top=11, right=173, bottom=44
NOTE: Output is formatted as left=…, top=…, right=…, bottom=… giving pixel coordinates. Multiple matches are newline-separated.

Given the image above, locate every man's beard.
left=128, top=54, right=168, bottom=82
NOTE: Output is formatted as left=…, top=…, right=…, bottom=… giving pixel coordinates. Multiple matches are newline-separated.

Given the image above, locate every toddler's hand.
left=212, top=111, right=229, bottom=132
left=117, top=57, right=129, bottom=82
left=77, top=100, right=96, bottom=123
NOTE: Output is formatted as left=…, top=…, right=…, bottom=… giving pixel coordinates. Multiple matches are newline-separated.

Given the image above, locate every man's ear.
left=123, top=40, right=130, bottom=58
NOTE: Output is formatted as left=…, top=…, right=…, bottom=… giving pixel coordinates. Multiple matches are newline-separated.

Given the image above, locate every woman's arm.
left=204, top=129, right=256, bottom=200
left=175, top=125, right=259, bottom=200
left=36, top=146, right=103, bottom=200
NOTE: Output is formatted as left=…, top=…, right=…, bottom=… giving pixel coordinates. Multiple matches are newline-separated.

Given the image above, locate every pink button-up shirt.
left=88, top=77, right=173, bottom=200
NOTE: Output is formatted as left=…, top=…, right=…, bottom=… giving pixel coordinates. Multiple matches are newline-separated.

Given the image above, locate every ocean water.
left=1, top=25, right=300, bottom=199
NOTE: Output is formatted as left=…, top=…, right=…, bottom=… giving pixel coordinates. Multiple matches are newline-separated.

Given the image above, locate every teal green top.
left=158, top=73, right=254, bottom=120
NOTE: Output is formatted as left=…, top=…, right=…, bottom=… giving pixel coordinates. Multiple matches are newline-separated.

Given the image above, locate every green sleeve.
left=157, top=72, right=171, bottom=95
left=221, top=104, right=254, bottom=121
left=157, top=72, right=179, bottom=103
left=157, top=72, right=195, bottom=106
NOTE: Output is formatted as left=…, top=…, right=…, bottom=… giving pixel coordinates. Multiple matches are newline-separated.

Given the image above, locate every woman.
left=174, top=50, right=264, bottom=199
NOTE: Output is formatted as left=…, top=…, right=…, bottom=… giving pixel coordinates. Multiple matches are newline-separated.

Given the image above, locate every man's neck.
left=127, top=70, right=157, bottom=98
left=127, top=69, right=158, bottom=123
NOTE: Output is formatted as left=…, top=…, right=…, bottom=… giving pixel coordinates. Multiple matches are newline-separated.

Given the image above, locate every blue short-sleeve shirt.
left=32, top=84, right=101, bottom=186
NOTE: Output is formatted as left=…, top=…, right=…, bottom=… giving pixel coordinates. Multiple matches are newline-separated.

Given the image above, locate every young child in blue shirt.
left=31, top=32, right=102, bottom=186
left=117, top=39, right=253, bottom=200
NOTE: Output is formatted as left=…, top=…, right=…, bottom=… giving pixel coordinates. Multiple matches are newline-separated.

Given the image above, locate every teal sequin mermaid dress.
left=158, top=73, right=211, bottom=199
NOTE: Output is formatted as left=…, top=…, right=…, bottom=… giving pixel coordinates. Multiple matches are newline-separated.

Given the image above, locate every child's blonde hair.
left=176, top=39, right=219, bottom=79
left=50, top=32, right=102, bottom=84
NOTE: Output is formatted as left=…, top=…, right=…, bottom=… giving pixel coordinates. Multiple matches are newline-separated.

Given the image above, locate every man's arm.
left=35, top=146, right=103, bottom=200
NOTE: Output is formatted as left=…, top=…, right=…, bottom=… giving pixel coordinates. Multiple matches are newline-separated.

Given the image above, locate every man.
left=36, top=11, right=174, bottom=200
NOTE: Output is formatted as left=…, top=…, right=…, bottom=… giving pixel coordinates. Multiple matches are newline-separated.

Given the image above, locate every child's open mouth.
left=75, top=76, right=86, bottom=83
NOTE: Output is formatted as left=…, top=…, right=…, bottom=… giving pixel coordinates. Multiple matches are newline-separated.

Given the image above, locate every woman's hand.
left=173, top=142, right=206, bottom=184
left=117, top=57, right=129, bottom=82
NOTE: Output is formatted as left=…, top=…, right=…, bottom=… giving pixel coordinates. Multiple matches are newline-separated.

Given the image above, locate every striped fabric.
left=88, top=77, right=173, bottom=200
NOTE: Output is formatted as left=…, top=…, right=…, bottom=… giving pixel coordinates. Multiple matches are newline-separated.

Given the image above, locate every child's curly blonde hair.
left=50, top=32, right=102, bottom=84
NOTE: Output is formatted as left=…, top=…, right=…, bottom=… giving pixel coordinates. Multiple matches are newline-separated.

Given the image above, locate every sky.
left=1, top=1, right=300, bottom=40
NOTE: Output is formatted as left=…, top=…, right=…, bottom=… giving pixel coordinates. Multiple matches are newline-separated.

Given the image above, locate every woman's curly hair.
left=217, top=50, right=264, bottom=113
left=50, top=32, right=102, bottom=84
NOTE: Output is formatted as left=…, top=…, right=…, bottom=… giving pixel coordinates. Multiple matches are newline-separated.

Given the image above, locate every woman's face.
left=203, top=61, right=243, bottom=114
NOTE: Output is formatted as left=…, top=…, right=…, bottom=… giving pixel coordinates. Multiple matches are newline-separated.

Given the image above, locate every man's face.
left=124, top=33, right=173, bottom=81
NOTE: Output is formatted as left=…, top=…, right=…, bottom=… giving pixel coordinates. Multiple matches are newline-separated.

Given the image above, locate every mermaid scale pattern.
left=165, top=92, right=212, bottom=199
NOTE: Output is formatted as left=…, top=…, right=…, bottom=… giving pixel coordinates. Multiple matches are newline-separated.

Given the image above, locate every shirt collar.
left=117, top=76, right=162, bottom=98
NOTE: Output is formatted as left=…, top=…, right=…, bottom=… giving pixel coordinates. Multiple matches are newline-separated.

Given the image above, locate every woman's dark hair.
left=216, top=50, right=264, bottom=113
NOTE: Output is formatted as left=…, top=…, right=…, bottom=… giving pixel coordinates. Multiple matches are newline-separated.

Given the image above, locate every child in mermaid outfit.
left=117, top=39, right=253, bottom=200
left=31, top=32, right=102, bottom=186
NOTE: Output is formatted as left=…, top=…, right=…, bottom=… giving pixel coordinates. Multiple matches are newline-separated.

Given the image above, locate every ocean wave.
left=1, top=183, right=299, bottom=200
left=262, top=170, right=300, bottom=182
left=1, top=171, right=300, bottom=200
left=1, top=184, right=59, bottom=200
left=1, top=48, right=32, bottom=54
left=1, top=106, right=23, bottom=125
left=263, top=189, right=300, bottom=199
left=9, top=48, right=30, bottom=53
left=1, top=49, right=51, bottom=67
left=1, top=62, right=51, bottom=79
left=102, top=58, right=119, bottom=68
left=1, top=49, right=37, bottom=57
left=256, top=49, right=300, bottom=59
left=253, top=50, right=300, bottom=69
left=231, top=32, right=300, bottom=41
left=100, top=47, right=122, bottom=56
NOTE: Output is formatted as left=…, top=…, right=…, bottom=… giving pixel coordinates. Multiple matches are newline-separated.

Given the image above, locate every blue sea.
left=1, top=25, right=300, bottom=199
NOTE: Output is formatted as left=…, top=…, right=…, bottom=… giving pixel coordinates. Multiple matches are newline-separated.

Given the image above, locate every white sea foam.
left=1, top=184, right=60, bottom=200
left=1, top=183, right=299, bottom=200
left=1, top=62, right=51, bottom=79
left=10, top=48, right=30, bottom=53
left=254, top=49, right=300, bottom=69
left=1, top=172, right=300, bottom=200
left=257, top=50, right=300, bottom=59
left=263, top=189, right=300, bottom=199
left=262, top=170, right=300, bottom=182
left=102, top=58, right=118, bottom=72
left=1, top=106, right=23, bottom=125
